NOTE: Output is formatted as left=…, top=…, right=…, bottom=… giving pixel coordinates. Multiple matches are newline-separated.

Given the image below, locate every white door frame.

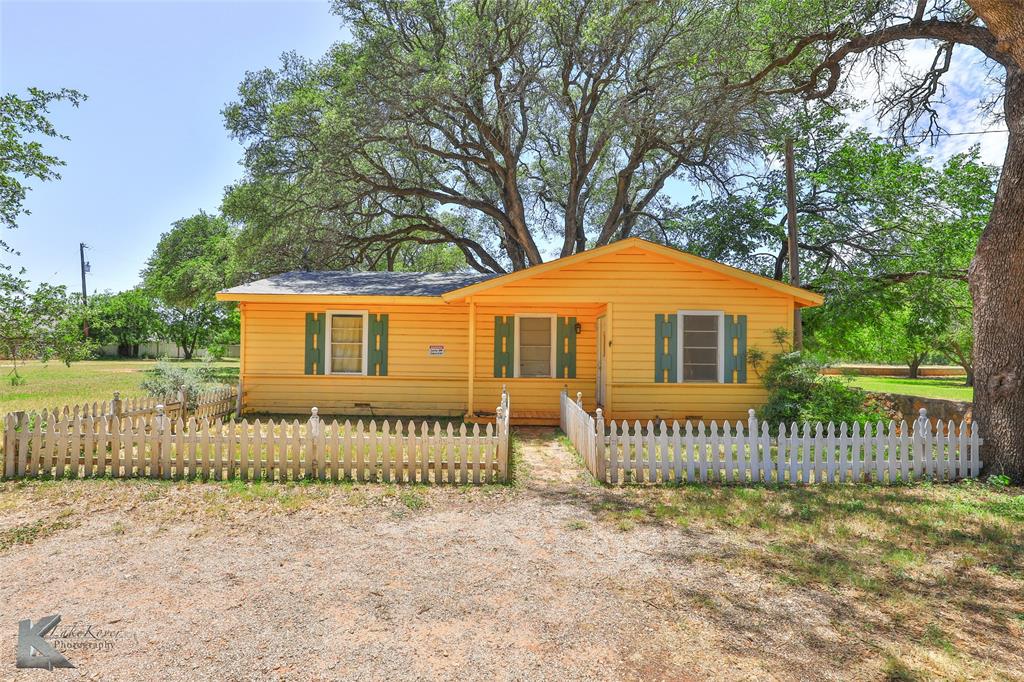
left=596, top=315, right=608, bottom=407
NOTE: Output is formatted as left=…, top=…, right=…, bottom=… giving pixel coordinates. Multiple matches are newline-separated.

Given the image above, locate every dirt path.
left=0, top=430, right=1017, bottom=681
left=515, top=427, right=590, bottom=487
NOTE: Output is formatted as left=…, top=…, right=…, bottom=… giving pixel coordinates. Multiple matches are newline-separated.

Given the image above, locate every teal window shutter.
left=724, top=314, right=747, bottom=384
left=367, top=314, right=389, bottom=376
left=556, top=316, right=577, bottom=379
left=493, top=316, right=514, bottom=378
left=654, top=314, right=678, bottom=383
left=304, top=313, right=326, bottom=375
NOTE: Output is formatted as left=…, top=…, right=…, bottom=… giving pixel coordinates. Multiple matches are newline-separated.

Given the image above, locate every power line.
left=904, top=128, right=1009, bottom=138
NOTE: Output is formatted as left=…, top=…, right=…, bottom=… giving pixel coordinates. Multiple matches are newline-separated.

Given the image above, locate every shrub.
left=140, top=358, right=216, bottom=410
left=206, top=342, right=227, bottom=361
left=753, top=329, right=885, bottom=427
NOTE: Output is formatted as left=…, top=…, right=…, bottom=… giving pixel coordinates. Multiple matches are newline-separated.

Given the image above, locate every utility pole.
left=79, top=242, right=89, bottom=304
left=784, top=137, right=803, bottom=350
left=80, top=243, right=90, bottom=337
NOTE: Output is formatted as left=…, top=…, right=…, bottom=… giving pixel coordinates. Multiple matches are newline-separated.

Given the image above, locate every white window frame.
left=513, top=313, right=557, bottom=379
left=676, top=310, right=725, bottom=384
left=325, top=310, right=369, bottom=376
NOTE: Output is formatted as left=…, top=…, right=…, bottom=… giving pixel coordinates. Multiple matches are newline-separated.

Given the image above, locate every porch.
left=463, top=298, right=609, bottom=426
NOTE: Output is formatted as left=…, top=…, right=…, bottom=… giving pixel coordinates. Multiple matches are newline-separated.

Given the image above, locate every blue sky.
left=1, top=0, right=345, bottom=293
left=1, top=1, right=1008, bottom=294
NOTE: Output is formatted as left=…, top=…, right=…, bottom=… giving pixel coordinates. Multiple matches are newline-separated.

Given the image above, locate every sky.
left=0, top=1, right=1010, bottom=294
left=1, top=0, right=345, bottom=293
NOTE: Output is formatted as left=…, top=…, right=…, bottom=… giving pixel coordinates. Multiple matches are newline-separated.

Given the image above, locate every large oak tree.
left=224, top=0, right=773, bottom=273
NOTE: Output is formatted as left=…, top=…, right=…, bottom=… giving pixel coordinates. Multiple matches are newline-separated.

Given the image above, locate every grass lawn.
left=0, top=359, right=239, bottom=415
left=846, top=375, right=973, bottom=401
left=592, top=478, right=1024, bottom=679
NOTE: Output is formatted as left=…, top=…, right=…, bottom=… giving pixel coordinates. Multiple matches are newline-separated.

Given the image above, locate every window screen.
left=682, top=314, right=718, bottom=382
left=331, top=314, right=364, bottom=374
left=518, top=317, right=552, bottom=377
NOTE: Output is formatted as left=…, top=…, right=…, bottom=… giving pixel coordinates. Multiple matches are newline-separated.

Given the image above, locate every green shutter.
left=493, top=316, right=514, bottom=378
left=304, top=313, right=326, bottom=375
left=654, top=314, right=678, bottom=383
left=724, top=314, right=747, bottom=384
left=367, top=314, right=389, bottom=376
left=556, top=316, right=577, bottom=379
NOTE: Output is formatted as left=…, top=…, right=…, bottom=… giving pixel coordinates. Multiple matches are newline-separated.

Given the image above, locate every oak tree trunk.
left=969, top=64, right=1024, bottom=481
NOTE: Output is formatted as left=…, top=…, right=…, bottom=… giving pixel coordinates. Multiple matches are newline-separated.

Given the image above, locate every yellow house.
left=217, top=238, right=822, bottom=424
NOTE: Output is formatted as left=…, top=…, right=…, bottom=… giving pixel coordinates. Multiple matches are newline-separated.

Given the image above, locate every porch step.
left=469, top=411, right=560, bottom=426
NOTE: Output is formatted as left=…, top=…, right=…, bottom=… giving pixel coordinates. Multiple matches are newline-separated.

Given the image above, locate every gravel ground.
left=0, top=429, right=1017, bottom=681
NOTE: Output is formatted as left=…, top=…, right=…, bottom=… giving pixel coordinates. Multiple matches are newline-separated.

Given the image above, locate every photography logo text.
left=16, top=615, right=73, bottom=670
left=17, top=615, right=137, bottom=670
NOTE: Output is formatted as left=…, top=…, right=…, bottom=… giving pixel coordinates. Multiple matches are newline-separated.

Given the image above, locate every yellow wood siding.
left=235, top=245, right=801, bottom=422
left=241, top=301, right=470, bottom=416
left=472, top=303, right=602, bottom=415
left=465, top=246, right=792, bottom=422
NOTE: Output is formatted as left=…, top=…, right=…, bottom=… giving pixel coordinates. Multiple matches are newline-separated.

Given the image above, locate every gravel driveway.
left=0, top=429, right=1012, bottom=681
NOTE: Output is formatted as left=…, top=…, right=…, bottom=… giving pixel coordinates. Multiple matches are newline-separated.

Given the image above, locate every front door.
left=596, top=315, right=607, bottom=407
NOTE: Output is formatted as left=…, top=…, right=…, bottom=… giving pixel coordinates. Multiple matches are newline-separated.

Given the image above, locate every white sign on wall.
left=428, top=345, right=445, bottom=356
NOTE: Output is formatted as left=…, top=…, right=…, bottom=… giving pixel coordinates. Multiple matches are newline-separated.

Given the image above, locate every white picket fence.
left=560, top=390, right=982, bottom=485
left=2, top=390, right=511, bottom=484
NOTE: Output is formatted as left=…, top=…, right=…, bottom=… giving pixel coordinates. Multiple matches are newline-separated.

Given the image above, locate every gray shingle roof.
left=219, top=270, right=499, bottom=298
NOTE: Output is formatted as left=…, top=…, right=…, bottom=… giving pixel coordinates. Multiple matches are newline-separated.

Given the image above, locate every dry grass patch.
left=590, top=479, right=1024, bottom=680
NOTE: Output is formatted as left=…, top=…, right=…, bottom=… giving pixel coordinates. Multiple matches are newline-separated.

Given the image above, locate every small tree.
left=87, top=289, right=162, bottom=357
left=142, top=212, right=236, bottom=360
left=0, top=267, right=94, bottom=382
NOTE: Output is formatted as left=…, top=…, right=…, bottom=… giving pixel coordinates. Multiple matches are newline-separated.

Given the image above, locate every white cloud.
left=844, top=41, right=1008, bottom=167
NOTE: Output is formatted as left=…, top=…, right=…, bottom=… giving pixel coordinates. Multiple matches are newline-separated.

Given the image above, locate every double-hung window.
left=328, top=312, right=367, bottom=375
left=515, top=314, right=555, bottom=378
left=678, top=311, right=724, bottom=383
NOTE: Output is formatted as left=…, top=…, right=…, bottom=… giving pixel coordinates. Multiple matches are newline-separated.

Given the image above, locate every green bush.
left=140, top=358, right=217, bottom=410
left=754, top=330, right=885, bottom=428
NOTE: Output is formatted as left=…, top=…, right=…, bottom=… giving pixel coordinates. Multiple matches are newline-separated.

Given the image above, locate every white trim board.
left=325, top=310, right=369, bottom=376
left=513, top=313, right=557, bottom=378
left=676, top=310, right=725, bottom=384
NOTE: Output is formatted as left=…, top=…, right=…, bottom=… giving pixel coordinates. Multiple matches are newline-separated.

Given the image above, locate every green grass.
left=594, top=479, right=1024, bottom=591
left=0, top=358, right=239, bottom=414
left=590, top=478, right=1023, bottom=678
left=0, top=509, right=75, bottom=552
left=845, top=376, right=973, bottom=401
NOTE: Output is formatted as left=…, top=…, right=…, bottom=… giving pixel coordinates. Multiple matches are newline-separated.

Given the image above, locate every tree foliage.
left=674, top=109, right=995, bottom=378
left=142, top=212, right=237, bottom=359
left=0, top=87, right=85, bottom=251
left=223, top=0, right=774, bottom=273
left=85, top=289, right=162, bottom=358
left=0, top=267, right=93, bottom=382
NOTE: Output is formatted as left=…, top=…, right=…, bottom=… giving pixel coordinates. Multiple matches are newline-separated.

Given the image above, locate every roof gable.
left=442, top=238, right=823, bottom=307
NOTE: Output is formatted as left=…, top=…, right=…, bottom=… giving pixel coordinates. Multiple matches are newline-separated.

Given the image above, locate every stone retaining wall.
left=867, top=392, right=972, bottom=425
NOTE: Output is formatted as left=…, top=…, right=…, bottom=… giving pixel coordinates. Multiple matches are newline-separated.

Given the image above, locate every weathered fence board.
left=561, top=392, right=982, bottom=486
left=2, top=390, right=511, bottom=485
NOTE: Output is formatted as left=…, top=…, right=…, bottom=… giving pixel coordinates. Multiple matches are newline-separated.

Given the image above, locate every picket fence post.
left=154, top=405, right=167, bottom=479
left=308, top=407, right=320, bottom=479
